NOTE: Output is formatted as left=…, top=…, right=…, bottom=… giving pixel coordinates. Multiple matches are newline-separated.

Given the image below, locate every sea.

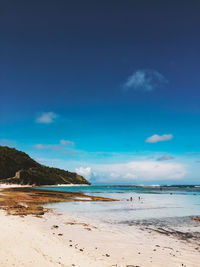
left=41, top=185, right=200, bottom=239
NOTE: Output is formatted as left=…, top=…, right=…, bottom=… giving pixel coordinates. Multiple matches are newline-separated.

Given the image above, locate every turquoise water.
left=38, top=185, right=200, bottom=194
left=40, top=185, right=200, bottom=226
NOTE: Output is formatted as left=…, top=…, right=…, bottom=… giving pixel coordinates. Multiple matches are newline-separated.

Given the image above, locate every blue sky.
left=1, top=0, right=200, bottom=184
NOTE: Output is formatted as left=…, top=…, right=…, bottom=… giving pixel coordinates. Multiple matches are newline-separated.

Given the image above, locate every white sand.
left=0, top=209, right=199, bottom=267
left=38, top=184, right=89, bottom=187
left=0, top=183, right=31, bottom=189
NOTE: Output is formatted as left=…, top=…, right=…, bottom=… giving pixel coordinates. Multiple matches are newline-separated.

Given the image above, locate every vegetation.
left=193, top=217, right=200, bottom=222
left=0, top=146, right=90, bottom=185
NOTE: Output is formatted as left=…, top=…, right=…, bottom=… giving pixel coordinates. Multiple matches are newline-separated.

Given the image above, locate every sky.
left=1, top=0, right=200, bottom=184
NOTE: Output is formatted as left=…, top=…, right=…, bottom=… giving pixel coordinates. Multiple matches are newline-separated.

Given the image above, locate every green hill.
left=0, top=146, right=90, bottom=185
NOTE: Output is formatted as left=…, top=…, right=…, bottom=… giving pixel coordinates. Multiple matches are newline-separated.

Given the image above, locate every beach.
left=1, top=1, right=199, bottom=266
left=0, top=185, right=200, bottom=267
left=0, top=209, right=199, bottom=267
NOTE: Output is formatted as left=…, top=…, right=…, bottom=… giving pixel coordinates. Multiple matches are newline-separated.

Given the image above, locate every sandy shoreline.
left=36, top=184, right=90, bottom=187
left=0, top=183, right=32, bottom=188
left=0, top=209, right=199, bottom=267
left=0, top=183, right=88, bottom=188
left=0, top=185, right=199, bottom=267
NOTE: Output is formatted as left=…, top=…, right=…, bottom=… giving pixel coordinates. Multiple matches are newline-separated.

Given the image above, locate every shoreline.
left=0, top=186, right=116, bottom=216
left=0, top=183, right=90, bottom=188
left=0, top=183, right=32, bottom=189
left=37, top=184, right=90, bottom=187
left=0, top=209, right=199, bottom=267
left=0, top=185, right=199, bottom=266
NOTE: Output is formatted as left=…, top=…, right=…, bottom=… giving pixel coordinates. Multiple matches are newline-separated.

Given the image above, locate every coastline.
left=38, top=184, right=90, bottom=187
left=0, top=183, right=89, bottom=188
left=0, top=185, right=199, bottom=267
left=0, top=209, right=199, bottom=267
left=0, top=183, right=32, bottom=189
left=0, top=186, right=116, bottom=216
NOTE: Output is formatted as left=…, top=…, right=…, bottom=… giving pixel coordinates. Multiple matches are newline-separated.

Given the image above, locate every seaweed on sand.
left=0, top=187, right=117, bottom=216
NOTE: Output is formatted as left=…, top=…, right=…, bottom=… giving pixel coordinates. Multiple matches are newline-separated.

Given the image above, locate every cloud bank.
left=123, top=69, right=167, bottom=92
left=36, top=112, right=57, bottom=124
left=36, top=155, right=187, bottom=184
left=75, top=167, right=92, bottom=180
left=87, top=160, right=186, bottom=183
left=146, top=134, right=173, bottom=143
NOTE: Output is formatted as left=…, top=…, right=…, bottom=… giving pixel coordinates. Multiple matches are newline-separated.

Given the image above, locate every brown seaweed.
left=0, top=187, right=117, bottom=216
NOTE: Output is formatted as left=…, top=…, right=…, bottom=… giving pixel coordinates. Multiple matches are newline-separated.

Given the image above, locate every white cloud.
left=60, top=139, right=75, bottom=146
left=157, top=155, right=174, bottom=161
left=36, top=112, right=57, bottom=124
left=75, top=167, right=92, bottom=180
left=110, top=172, right=120, bottom=179
left=92, top=160, right=186, bottom=183
left=35, top=157, right=187, bottom=183
left=123, top=172, right=138, bottom=179
left=123, top=69, right=167, bottom=92
left=146, top=134, right=173, bottom=143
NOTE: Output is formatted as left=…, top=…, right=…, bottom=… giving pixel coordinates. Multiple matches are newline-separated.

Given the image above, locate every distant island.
left=0, top=146, right=90, bottom=186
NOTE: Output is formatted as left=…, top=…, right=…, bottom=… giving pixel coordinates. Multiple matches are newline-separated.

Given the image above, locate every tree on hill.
left=0, top=146, right=90, bottom=186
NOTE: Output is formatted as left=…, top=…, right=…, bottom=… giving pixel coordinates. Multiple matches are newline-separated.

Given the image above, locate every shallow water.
left=41, top=185, right=200, bottom=229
